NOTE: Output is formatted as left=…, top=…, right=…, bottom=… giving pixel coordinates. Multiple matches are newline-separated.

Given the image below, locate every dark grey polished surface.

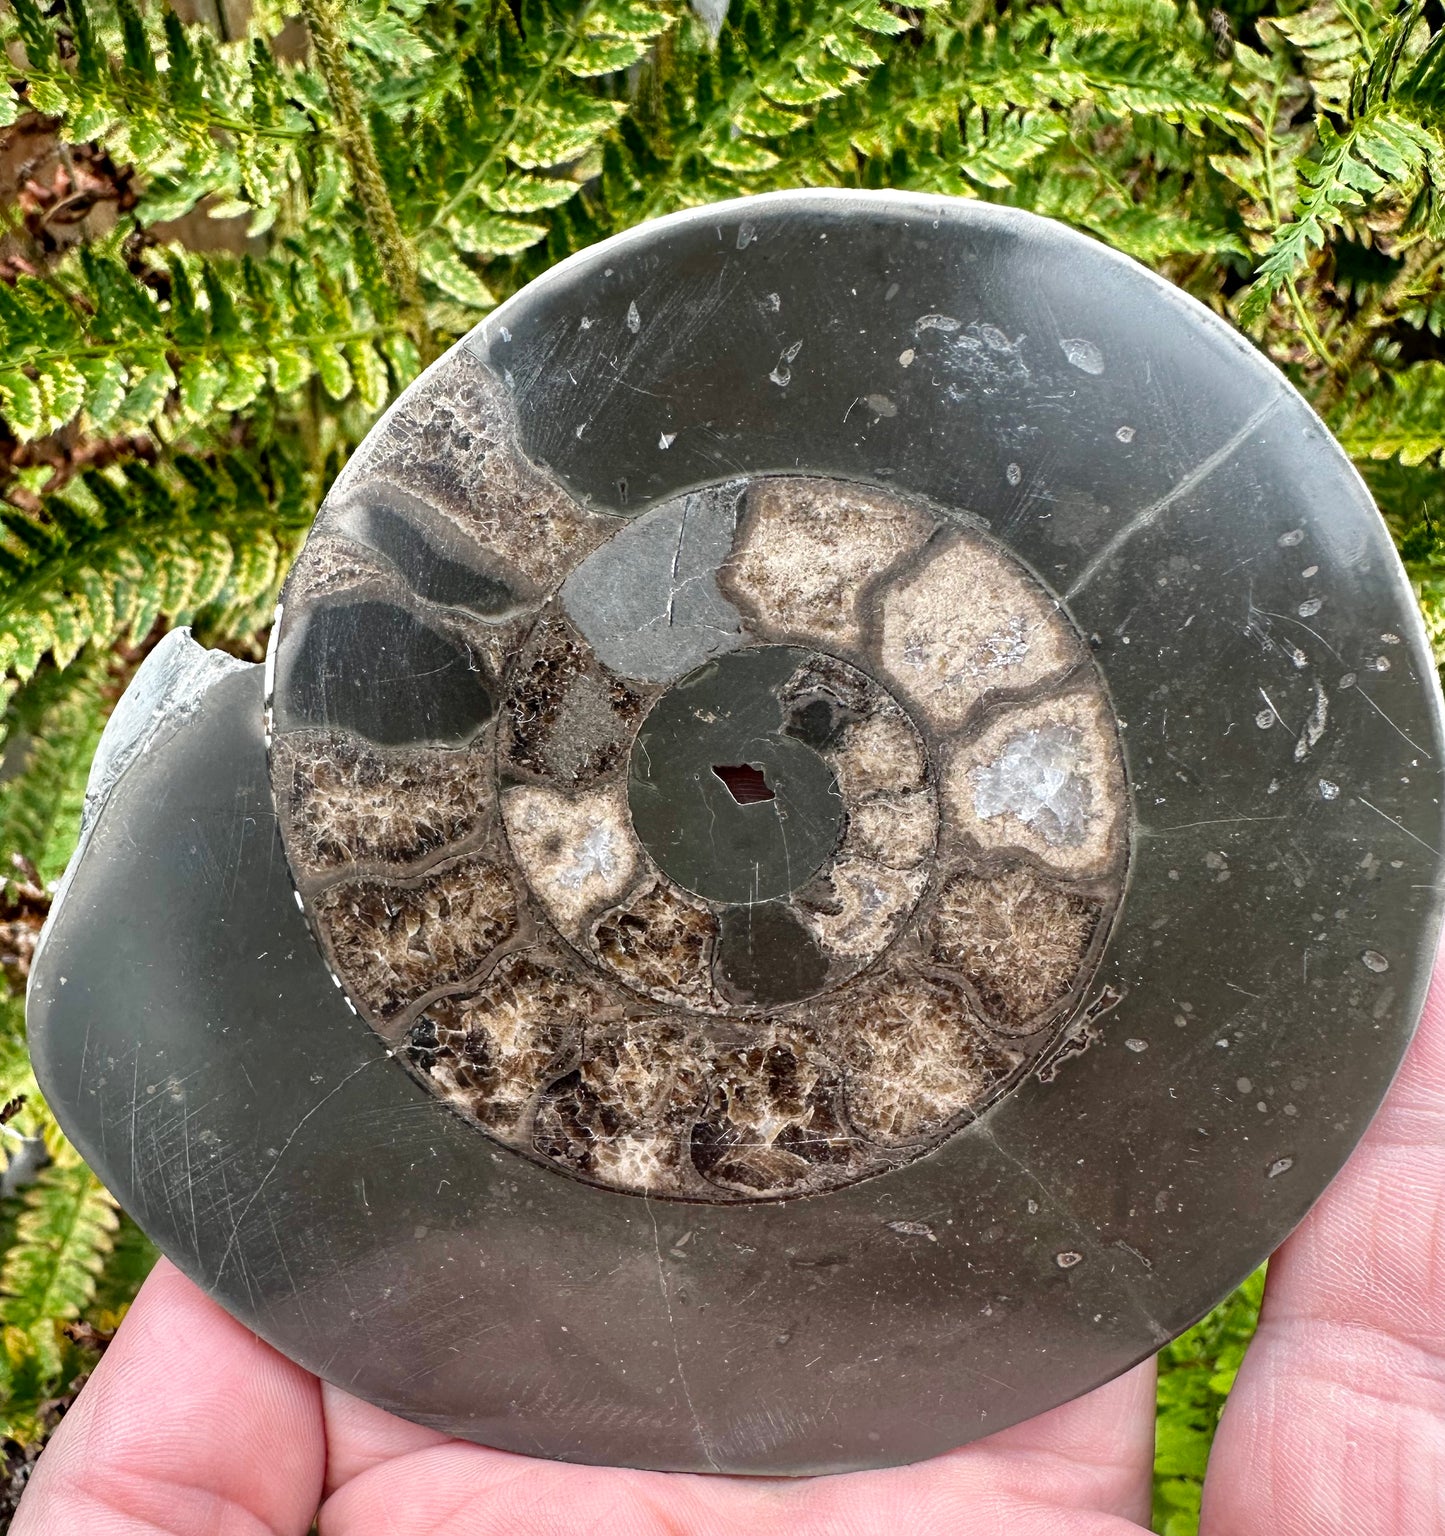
left=28, top=191, right=1445, bottom=1473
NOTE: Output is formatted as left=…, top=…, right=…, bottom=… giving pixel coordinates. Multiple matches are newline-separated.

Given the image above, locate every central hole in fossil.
left=712, top=762, right=776, bottom=805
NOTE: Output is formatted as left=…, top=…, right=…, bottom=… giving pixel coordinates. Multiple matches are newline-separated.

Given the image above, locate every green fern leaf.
left=509, top=95, right=627, bottom=168
left=271, top=346, right=315, bottom=394
left=1268, top=2, right=1362, bottom=114
left=0, top=657, right=108, bottom=883
left=214, top=353, right=269, bottom=413
left=188, top=530, right=237, bottom=611
left=0, top=374, right=43, bottom=443
left=848, top=0, right=909, bottom=37
left=347, top=340, right=392, bottom=412
left=116, top=357, right=177, bottom=428
left=585, top=0, right=675, bottom=42
left=0, top=1163, right=119, bottom=1372
left=76, top=357, right=131, bottom=431
left=447, top=210, right=550, bottom=255
left=1335, top=363, right=1445, bottom=467
left=416, top=235, right=496, bottom=308
left=481, top=173, right=582, bottom=213
left=566, top=32, right=654, bottom=77
left=39, top=361, right=87, bottom=435
left=89, top=1212, right=159, bottom=1318
left=179, top=356, right=228, bottom=421
left=734, top=98, right=806, bottom=136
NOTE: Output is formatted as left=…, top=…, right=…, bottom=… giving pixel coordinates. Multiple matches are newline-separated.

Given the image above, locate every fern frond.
left=0, top=657, right=108, bottom=877
left=1267, top=1, right=1380, bottom=115
left=0, top=1162, right=118, bottom=1379
left=0, top=235, right=401, bottom=446
left=1334, top=361, right=1445, bottom=466
left=397, top=0, right=676, bottom=293
left=1241, top=112, right=1440, bottom=320
left=0, top=449, right=311, bottom=694
left=0, top=1009, right=52, bottom=1152
left=1239, top=3, right=1445, bottom=323
left=1, top=0, right=337, bottom=228
left=89, top=1211, right=159, bottom=1318
left=616, top=0, right=922, bottom=218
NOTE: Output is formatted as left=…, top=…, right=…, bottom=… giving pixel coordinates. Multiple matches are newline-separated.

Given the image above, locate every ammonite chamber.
left=28, top=190, right=1445, bottom=1473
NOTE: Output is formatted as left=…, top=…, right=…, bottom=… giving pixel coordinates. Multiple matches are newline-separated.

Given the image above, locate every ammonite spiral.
left=269, top=350, right=1128, bottom=1200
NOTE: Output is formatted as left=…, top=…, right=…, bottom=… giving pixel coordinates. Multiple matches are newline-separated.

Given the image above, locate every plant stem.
left=298, top=0, right=434, bottom=364
left=1285, top=275, right=1336, bottom=375
left=1250, top=77, right=1339, bottom=376
left=12, top=326, right=397, bottom=372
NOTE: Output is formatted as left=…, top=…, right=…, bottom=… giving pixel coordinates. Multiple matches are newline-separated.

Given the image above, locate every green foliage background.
left=0, top=0, right=1438, bottom=1525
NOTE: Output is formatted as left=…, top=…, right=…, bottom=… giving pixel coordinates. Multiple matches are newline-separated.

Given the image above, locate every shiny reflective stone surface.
left=28, top=190, right=1445, bottom=1474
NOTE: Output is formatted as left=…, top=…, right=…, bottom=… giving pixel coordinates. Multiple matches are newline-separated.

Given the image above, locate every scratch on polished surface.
left=211, top=1055, right=385, bottom=1284
left=645, top=1197, right=719, bottom=1471
left=1065, top=396, right=1284, bottom=603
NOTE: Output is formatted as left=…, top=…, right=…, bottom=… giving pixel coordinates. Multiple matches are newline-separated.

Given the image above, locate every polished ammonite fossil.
left=27, top=191, right=1445, bottom=1474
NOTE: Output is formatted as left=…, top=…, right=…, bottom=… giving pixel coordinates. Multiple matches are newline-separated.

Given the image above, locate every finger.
left=318, top=1358, right=1156, bottom=1536
left=968, top=1355, right=1158, bottom=1529
left=320, top=1380, right=452, bottom=1495
left=1202, top=940, right=1445, bottom=1536
left=13, top=1257, right=325, bottom=1536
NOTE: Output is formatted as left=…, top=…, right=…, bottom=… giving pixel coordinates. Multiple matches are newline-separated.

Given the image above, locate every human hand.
left=15, top=949, right=1445, bottom=1536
